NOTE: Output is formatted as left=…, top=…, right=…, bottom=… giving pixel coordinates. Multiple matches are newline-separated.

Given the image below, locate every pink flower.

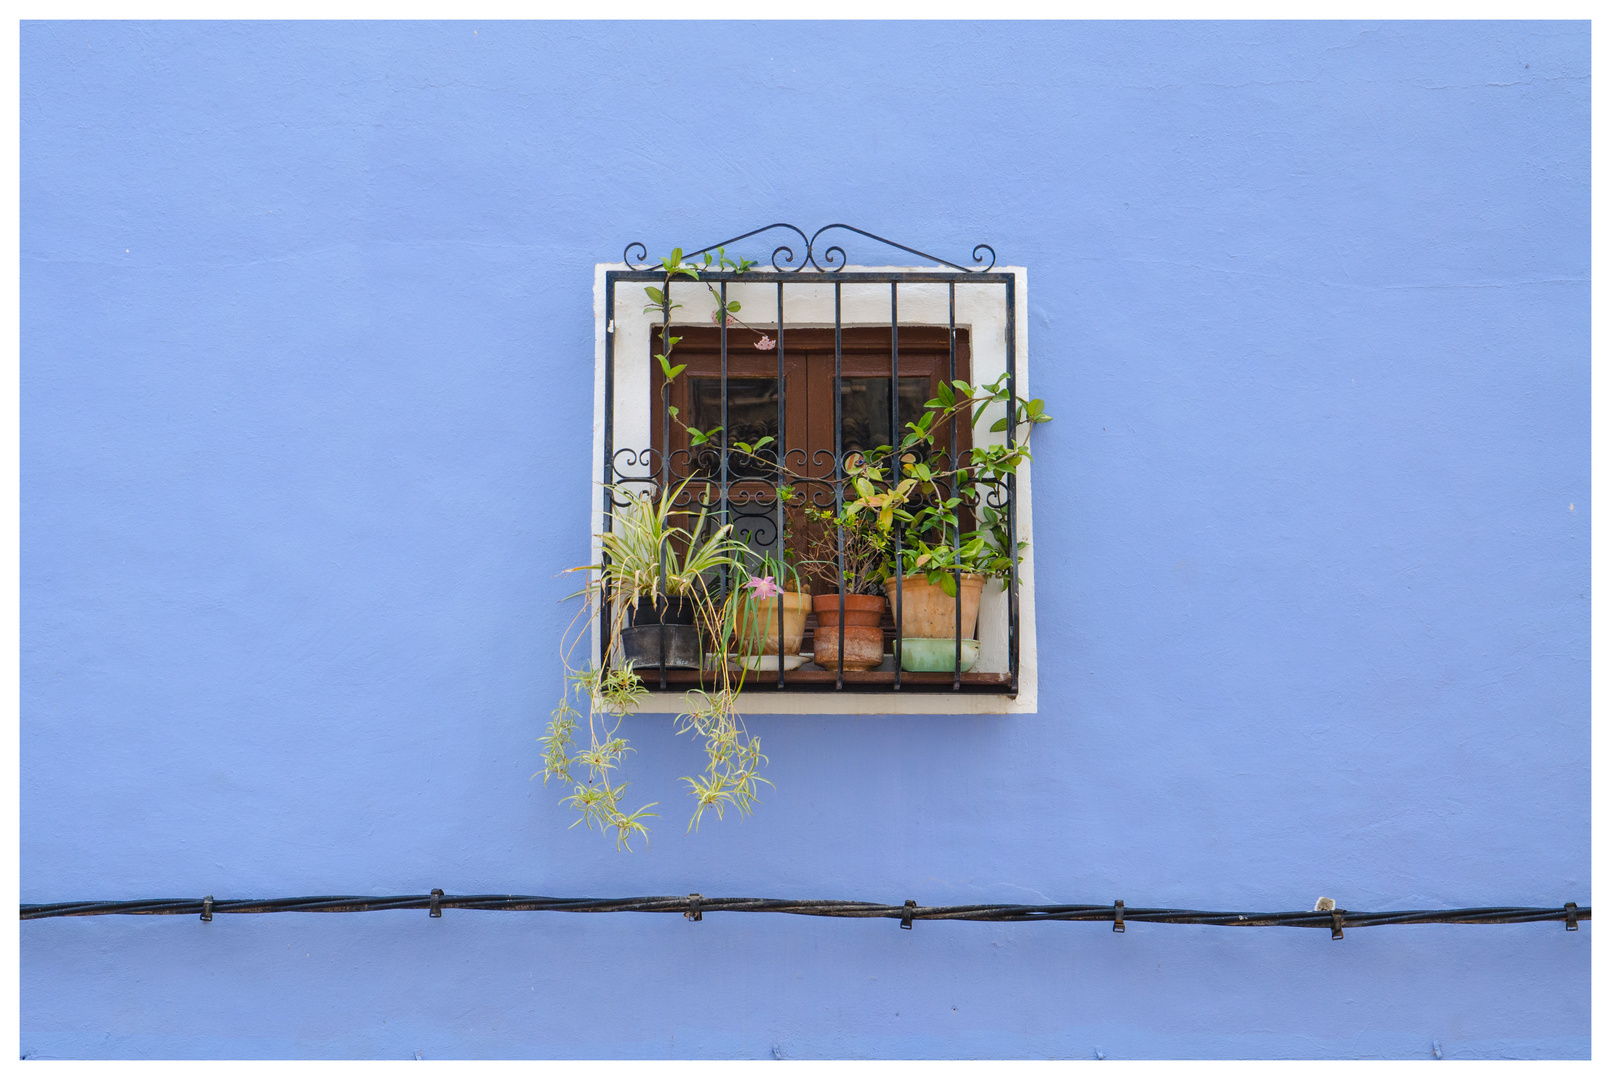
left=710, top=308, right=735, bottom=326
left=745, top=574, right=784, bottom=600
left=753, top=334, right=776, bottom=351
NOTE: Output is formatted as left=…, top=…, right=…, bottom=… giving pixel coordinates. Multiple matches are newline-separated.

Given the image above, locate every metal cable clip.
left=685, top=893, right=702, bottom=922
left=1566, top=902, right=1579, bottom=930
left=901, top=899, right=916, bottom=930
left=200, top=896, right=213, bottom=923
left=429, top=889, right=444, bottom=918
left=1113, top=900, right=1125, bottom=933
left=1331, top=910, right=1345, bottom=940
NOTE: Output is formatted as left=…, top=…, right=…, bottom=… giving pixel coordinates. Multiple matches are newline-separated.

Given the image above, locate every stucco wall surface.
left=20, top=21, right=1589, bottom=1059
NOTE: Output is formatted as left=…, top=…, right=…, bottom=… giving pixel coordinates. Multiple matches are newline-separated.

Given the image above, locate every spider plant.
left=543, top=478, right=766, bottom=849
left=588, top=480, right=746, bottom=613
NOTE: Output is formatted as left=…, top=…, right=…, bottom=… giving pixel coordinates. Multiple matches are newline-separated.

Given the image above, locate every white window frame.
left=590, top=263, right=1038, bottom=715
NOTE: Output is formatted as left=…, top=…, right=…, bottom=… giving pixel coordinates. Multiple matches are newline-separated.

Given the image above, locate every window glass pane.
left=689, top=376, right=778, bottom=479
left=840, top=376, right=931, bottom=452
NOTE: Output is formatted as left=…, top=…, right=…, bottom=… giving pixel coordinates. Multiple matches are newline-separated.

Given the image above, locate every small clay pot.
left=885, top=573, right=985, bottom=641
left=812, top=593, right=886, bottom=671
left=733, top=591, right=812, bottom=657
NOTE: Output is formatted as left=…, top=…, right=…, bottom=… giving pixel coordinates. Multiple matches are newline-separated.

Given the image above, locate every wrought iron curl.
left=611, top=447, right=659, bottom=475
left=771, top=246, right=800, bottom=272
left=733, top=515, right=780, bottom=549
left=693, top=448, right=779, bottom=482
left=840, top=449, right=873, bottom=475
left=622, top=225, right=996, bottom=276
left=783, top=454, right=842, bottom=510
left=981, top=478, right=1011, bottom=511
left=607, top=482, right=660, bottom=509
left=807, top=484, right=839, bottom=510
left=728, top=488, right=779, bottom=511
left=807, top=224, right=993, bottom=274
left=809, top=448, right=841, bottom=478
left=665, top=448, right=699, bottom=485
left=669, top=483, right=708, bottom=511
left=690, top=448, right=721, bottom=479
left=671, top=223, right=814, bottom=274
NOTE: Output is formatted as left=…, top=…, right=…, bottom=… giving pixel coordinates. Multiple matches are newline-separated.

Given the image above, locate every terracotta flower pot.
left=812, top=593, right=886, bottom=671
left=884, top=573, right=986, bottom=641
left=734, top=591, right=812, bottom=657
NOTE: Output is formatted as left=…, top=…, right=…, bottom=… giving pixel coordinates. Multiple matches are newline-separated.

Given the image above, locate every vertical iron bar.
left=602, top=273, right=617, bottom=672
left=658, top=282, right=671, bottom=689
left=1004, top=275, right=1019, bottom=696
left=776, top=281, right=786, bottom=689
left=834, top=282, right=845, bottom=690
left=891, top=282, right=902, bottom=692
left=950, top=282, right=961, bottom=691
left=720, top=280, right=730, bottom=686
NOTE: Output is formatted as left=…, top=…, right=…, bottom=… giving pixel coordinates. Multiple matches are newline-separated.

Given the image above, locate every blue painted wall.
left=21, top=21, right=1589, bottom=1059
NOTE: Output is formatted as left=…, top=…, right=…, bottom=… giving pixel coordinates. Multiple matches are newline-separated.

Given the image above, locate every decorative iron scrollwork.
left=621, top=224, right=995, bottom=274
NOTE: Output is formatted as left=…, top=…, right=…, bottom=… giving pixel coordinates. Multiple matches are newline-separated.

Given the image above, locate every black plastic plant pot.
left=625, top=595, right=699, bottom=626
left=619, top=624, right=702, bottom=670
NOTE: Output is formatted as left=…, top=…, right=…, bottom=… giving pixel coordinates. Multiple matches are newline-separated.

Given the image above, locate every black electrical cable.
left=18, top=894, right=1589, bottom=937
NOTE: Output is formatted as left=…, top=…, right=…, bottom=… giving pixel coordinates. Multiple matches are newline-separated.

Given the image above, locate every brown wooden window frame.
left=650, top=325, right=973, bottom=593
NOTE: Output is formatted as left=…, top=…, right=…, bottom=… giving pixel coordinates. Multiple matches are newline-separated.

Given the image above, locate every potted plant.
left=724, top=543, right=812, bottom=671
left=591, top=481, right=743, bottom=670
left=884, top=538, right=990, bottom=673
left=802, top=460, right=906, bottom=672
left=879, top=375, right=1050, bottom=673
left=544, top=478, right=769, bottom=850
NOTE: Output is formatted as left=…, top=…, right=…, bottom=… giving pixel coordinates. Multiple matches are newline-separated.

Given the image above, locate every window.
left=591, top=232, right=1038, bottom=715
left=654, top=326, right=967, bottom=473
left=650, top=325, right=973, bottom=601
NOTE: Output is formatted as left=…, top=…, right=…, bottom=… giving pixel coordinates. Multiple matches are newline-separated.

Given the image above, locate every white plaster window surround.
left=590, top=263, right=1038, bottom=714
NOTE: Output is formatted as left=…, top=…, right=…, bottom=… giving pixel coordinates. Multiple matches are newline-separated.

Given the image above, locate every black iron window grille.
left=600, top=224, right=1026, bottom=698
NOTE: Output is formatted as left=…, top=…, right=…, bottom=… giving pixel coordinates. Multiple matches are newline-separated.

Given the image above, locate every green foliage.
left=657, top=354, right=686, bottom=382
left=574, top=480, right=745, bottom=605
left=675, top=687, right=770, bottom=832
left=543, top=573, right=773, bottom=845
left=792, top=376, right=1050, bottom=596
left=544, top=247, right=1051, bottom=850
left=539, top=662, right=657, bottom=850
left=545, top=470, right=773, bottom=848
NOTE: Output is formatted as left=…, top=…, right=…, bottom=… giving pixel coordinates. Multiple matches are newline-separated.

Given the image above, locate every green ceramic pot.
left=899, top=637, right=979, bottom=673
